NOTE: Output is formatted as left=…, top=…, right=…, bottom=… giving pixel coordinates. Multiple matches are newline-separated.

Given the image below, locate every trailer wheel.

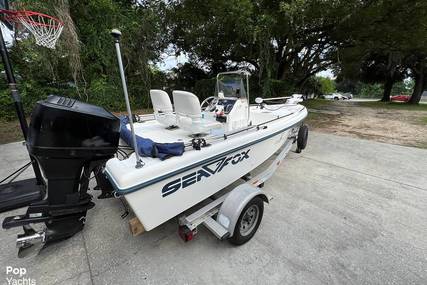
left=229, top=196, right=264, bottom=245
left=296, top=125, right=308, bottom=153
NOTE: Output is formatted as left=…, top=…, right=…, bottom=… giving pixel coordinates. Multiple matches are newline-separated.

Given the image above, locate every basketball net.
left=0, top=9, right=64, bottom=49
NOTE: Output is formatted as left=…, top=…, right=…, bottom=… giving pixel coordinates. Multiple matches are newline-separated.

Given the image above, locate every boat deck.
left=130, top=105, right=301, bottom=146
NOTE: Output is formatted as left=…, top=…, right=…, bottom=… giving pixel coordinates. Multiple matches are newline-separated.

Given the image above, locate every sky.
left=0, top=23, right=14, bottom=47
left=317, top=69, right=335, bottom=79
left=156, top=54, right=336, bottom=79
left=156, top=52, right=189, bottom=71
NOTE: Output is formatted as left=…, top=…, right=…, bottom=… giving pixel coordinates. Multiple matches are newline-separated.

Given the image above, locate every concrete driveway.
left=0, top=132, right=426, bottom=285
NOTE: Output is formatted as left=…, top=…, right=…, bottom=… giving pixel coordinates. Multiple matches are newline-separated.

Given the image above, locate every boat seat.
left=172, top=90, right=222, bottom=135
left=150, top=89, right=177, bottom=127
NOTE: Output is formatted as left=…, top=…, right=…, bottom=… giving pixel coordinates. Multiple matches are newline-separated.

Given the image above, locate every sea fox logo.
left=162, top=149, right=251, bottom=197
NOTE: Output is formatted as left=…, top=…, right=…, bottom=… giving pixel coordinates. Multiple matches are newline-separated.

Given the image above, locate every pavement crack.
left=300, top=155, right=427, bottom=192
left=51, top=270, right=91, bottom=285
left=82, top=231, right=95, bottom=285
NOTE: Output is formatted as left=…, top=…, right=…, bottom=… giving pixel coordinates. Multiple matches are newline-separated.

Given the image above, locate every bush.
left=87, top=77, right=127, bottom=111
left=0, top=88, right=15, bottom=121
left=0, top=80, right=75, bottom=121
left=317, top=77, right=336, bottom=95
left=358, top=83, right=383, bottom=98
left=0, top=76, right=155, bottom=121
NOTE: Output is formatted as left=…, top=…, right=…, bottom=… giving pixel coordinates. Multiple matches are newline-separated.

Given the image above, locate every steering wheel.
left=224, top=104, right=234, bottom=113
left=201, top=96, right=218, bottom=111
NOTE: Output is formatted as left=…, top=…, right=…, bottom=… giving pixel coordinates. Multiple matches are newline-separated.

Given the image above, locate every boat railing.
left=183, top=107, right=305, bottom=149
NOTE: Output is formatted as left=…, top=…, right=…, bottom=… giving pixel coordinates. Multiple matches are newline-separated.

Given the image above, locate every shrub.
left=0, top=80, right=74, bottom=121
left=269, top=79, right=296, bottom=97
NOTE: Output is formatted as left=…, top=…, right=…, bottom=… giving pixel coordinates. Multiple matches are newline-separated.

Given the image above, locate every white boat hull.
left=128, top=130, right=288, bottom=230
left=105, top=105, right=307, bottom=231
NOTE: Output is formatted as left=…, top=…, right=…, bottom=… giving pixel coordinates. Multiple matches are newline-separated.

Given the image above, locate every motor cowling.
left=27, top=95, right=120, bottom=204
left=3, top=95, right=120, bottom=255
left=28, top=95, right=120, bottom=158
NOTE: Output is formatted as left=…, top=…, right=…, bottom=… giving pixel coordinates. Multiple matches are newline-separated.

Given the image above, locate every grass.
left=419, top=116, right=427, bottom=125
left=416, top=141, right=427, bottom=149
left=0, top=120, right=24, bottom=144
left=0, top=109, right=154, bottom=145
left=301, top=99, right=333, bottom=109
left=302, top=98, right=427, bottom=111
left=113, top=108, right=152, bottom=116
left=355, top=101, right=427, bottom=111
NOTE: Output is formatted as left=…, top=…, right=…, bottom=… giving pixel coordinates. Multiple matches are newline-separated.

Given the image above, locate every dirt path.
left=305, top=101, right=427, bottom=148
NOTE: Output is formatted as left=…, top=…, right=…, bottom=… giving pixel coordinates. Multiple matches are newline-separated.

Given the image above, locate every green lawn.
left=300, top=99, right=333, bottom=109
left=301, top=99, right=427, bottom=111
left=355, top=101, right=427, bottom=111
left=0, top=120, right=24, bottom=144
left=420, top=116, right=427, bottom=125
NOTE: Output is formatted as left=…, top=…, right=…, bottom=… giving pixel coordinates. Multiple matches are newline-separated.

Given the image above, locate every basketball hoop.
left=0, top=9, right=63, bottom=49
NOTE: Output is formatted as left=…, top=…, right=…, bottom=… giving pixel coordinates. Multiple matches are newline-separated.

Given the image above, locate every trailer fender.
left=217, top=184, right=268, bottom=238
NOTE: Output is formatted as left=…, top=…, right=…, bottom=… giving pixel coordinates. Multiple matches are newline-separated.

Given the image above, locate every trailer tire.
left=229, top=196, right=264, bottom=245
left=296, top=125, right=308, bottom=153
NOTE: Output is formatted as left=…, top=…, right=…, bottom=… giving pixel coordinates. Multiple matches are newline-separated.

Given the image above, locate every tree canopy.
left=1, top=0, right=427, bottom=120
left=333, top=0, right=427, bottom=103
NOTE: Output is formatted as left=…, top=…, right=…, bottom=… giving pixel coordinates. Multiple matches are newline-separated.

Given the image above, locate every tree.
left=317, top=77, right=336, bottom=95
left=334, top=0, right=427, bottom=103
left=169, top=62, right=210, bottom=91
left=336, top=78, right=360, bottom=95
left=167, top=0, right=357, bottom=94
left=300, top=76, right=322, bottom=97
left=358, top=83, right=383, bottom=98
left=407, top=57, right=427, bottom=104
left=2, top=0, right=168, bottom=114
left=391, top=80, right=413, bottom=96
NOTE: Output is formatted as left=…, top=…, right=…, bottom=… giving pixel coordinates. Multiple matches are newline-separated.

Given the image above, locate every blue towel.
left=120, top=116, right=185, bottom=160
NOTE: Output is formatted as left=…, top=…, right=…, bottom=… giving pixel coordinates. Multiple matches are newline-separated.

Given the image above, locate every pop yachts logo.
left=162, top=149, right=251, bottom=197
left=5, top=266, right=36, bottom=285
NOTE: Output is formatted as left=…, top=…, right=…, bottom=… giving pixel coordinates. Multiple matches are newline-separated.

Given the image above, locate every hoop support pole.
left=0, top=28, right=44, bottom=185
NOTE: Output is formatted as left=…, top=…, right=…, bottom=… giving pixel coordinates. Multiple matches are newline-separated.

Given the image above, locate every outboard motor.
left=2, top=95, right=120, bottom=257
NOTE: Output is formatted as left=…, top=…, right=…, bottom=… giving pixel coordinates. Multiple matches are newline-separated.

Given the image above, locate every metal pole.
left=0, top=26, right=44, bottom=184
left=246, top=73, right=250, bottom=125
left=0, top=29, right=28, bottom=137
left=111, top=29, right=143, bottom=168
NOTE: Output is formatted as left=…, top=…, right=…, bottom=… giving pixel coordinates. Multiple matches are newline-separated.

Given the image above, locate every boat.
left=0, top=29, right=308, bottom=256
left=105, top=70, right=308, bottom=231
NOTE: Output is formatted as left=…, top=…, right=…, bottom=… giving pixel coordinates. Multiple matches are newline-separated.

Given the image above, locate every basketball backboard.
left=0, top=0, right=9, bottom=10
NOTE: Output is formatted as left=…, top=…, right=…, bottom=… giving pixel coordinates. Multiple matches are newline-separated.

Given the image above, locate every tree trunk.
left=276, top=61, right=286, bottom=80
left=381, top=76, right=393, bottom=102
left=408, top=65, right=425, bottom=104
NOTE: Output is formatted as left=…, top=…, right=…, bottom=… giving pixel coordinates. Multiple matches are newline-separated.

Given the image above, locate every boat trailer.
left=174, top=135, right=298, bottom=244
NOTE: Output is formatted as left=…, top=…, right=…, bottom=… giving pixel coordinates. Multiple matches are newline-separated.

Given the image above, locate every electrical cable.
left=0, top=161, right=32, bottom=184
